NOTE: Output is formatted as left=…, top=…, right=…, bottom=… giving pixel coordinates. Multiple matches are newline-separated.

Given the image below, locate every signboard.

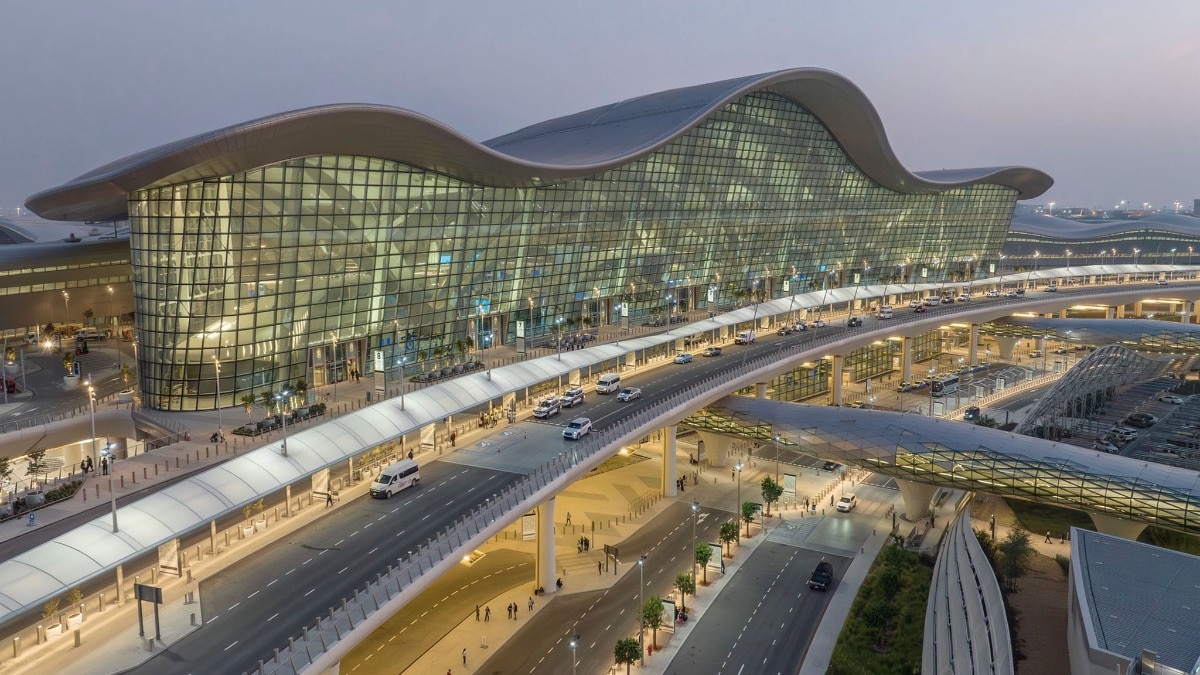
left=373, top=349, right=384, bottom=371
left=312, top=468, right=330, bottom=497
left=661, top=599, right=677, bottom=633
left=420, top=424, right=436, bottom=453
left=782, top=279, right=790, bottom=293
left=134, top=583, right=163, bottom=604
left=620, top=304, right=629, bottom=318
left=157, top=539, right=180, bottom=577
left=783, top=472, right=796, bottom=496
left=706, top=542, right=724, bottom=575
left=522, top=513, right=536, bottom=541
left=516, top=321, right=525, bottom=338
left=707, top=287, right=715, bottom=303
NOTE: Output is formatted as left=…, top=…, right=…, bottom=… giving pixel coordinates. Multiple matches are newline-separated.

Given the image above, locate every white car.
left=1160, top=394, right=1185, bottom=404
left=1004, top=290, right=1017, bottom=297
left=1157, top=279, right=1169, bottom=286
left=985, top=290, right=999, bottom=298
left=1092, top=440, right=1120, bottom=453
left=562, top=417, right=592, bottom=440
left=811, top=318, right=827, bottom=328
left=909, top=299, right=923, bottom=308
left=561, top=387, right=585, bottom=407
left=532, top=397, right=562, bottom=418
left=836, top=494, right=857, bottom=512
left=674, top=353, right=693, bottom=364
left=616, top=387, right=642, bottom=402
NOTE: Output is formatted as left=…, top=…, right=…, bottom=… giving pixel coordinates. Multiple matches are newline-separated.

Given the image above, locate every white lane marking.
left=304, top=588, right=316, bottom=597
left=228, top=602, right=240, bottom=611
left=267, top=579, right=278, bottom=587
left=225, top=641, right=239, bottom=651
left=268, top=613, right=279, bottom=622
left=338, top=566, right=349, bottom=575
left=247, top=590, right=259, bottom=599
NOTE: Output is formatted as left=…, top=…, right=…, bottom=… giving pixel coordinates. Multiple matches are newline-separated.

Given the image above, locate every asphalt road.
left=130, top=462, right=523, bottom=674
left=668, top=542, right=847, bottom=675
left=478, top=502, right=727, bottom=675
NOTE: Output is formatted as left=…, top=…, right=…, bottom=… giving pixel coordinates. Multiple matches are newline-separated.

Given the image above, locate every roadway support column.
left=662, top=425, right=678, bottom=497
left=993, top=336, right=1019, bottom=360
left=831, top=355, right=844, bottom=406
left=696, top=431, right=730, bottom=467
left=1181, top=301, right=1193, bottom=325
left=1088, top=512, right=1147, bottom=540
left=895, top=478, right=936, bottom=522
left=1105, top=306, right=1116, bottom=320
left=1058, top=309, right=1067, bottom=319
left=536, top=498, right=557, bottom=593
left=115, top=564, right=125, bottom=605
left=901, top=337, right=913, bottom=382
left=1116, top=305, right=1126, bottom=318
left=755, top=382, right=768, bottom=399
left=1134, top=301, right=1143, bottom=317
left=968, top=324, right=979, bottom=366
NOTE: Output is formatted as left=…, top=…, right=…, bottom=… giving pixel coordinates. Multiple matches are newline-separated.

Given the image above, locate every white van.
left=923, top=296, right=942, bottom=306
left=876, top=306, right=893, bottom=319
left=596, top=373, right=622, bottom=394
left=75, top=327, right=104, bottom=341
left=734, top=330, right=756, bottom=345
left=369, top=459, right=420, bottom=499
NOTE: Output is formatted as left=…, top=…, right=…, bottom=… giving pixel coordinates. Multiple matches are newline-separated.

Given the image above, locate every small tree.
left=66, top=587, right=84, bottom=608
left=0, top=457, right=12, bottom=505
left=741, top=501, right=758, bottom=537
left=719, top=521, right=738, bottom=557
left=695, top=543, right=713, bottom=584
left=26, top=448, right=47, bottom=488
left=83, top=308, right=94, bottom=325
left=41, top=598, right=60, bottom=619
left=999, top=529, right=1035, bottom=590
left=62, top=351, right=75, bottom=375
left=293, top=380, right=308, bottom=404
left=119, top=363, right=133, bottom=387
left=4, top=346, right=15, bottom=363
left=643, top=596, right=664, bottom=648
left=241, top=394, right=257, bottom=422
left=674, top=573, right=695, bottom=612
left=760, top=476, right=783, bottom=516
left=260, top=391, right=274, bottom=414
left=613, top=637, right=640, bottom=675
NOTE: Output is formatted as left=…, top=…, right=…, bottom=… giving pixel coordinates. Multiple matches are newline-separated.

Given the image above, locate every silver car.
left=616, top=387, right=642, bottom=402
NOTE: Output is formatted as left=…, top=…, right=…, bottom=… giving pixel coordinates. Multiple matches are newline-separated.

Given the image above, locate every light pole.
left=927, top=366, right=936, bottom=417
left=569, top=633, right=579, bottom=675
left=276, top=389, right=292, bottom=457
left=555, top=317, right=564, bottom=360
left=1065, top=250, right=1073, bottom=274
left=62, top=290, right=70, bottom=323
left=213, top=353, right=223, bottom=438
left=638, top=553, right=647, bottom=666
left=87, top=380, right=117, bottom=532
left=735, top=462, right=743, bottom=532
left=331, top=335, right=339, bottom=401
left=1133, top=248, right=1141, bottom=280
left=691, top=501, right=699, bottom=578
left=106, top=286, right=121, bottom=372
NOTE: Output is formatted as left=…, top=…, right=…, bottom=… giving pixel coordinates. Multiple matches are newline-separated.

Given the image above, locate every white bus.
left=931, top=375, right=959, bottom=397
left=369, top=459, right=421, bottom=498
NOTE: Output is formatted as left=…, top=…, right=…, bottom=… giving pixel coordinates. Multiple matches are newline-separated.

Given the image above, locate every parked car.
left=561, top=387, right=585, bottom=407
left=847, top=316, right=863, bottom=328
left=836, top=494, right=857, bottom=512
left=985, top=290, right=999, bottom=298
left=1111, top=427, right=1139, bottom=441
left=822, top=461, right=840, bottom=472
left=674, top=352, right=693, bottom=364
left=1092, top=440, right=1120, bottom=453
left=562, top=417, right=592, bottom=440
left=702, top=346, right=722, bottom=357
left=1125, top=412, right=1158, bottom=428
left=808, top=561, right=834, bottom=591
left=616, top=387, right=642, bottom=402
left=1160, top=394, right=1185, bottom=404
left=1029, top=350, right=1042, bottom=358
left=533, top=397, right=562, bottom=418
left=896, top=382, right=913, bottom=393
left=909, top=299, right=923, bottom=308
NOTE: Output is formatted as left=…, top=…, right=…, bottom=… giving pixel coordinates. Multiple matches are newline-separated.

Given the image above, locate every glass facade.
left=129, top=91, right=1018, bottom=410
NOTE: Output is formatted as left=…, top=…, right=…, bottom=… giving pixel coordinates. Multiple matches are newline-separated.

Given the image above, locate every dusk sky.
left=2, top=0, right=1197, bottom=216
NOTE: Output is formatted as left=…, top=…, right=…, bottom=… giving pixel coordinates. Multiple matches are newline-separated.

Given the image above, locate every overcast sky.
left=2, top=0, right=1197, bottom=217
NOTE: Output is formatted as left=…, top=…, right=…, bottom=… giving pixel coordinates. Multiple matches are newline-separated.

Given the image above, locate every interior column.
left=662, top=424, right=678, bottom=497
left=536, top=498, right=557, bottom=593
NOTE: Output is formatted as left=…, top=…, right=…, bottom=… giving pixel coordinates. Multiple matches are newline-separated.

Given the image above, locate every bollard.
left=80, top=603, right=86, bottom=622
left=155, top=464, right=158, bottom=476
left=144, top=638, right=153, bottom=652
left=74, top=629, right=81, bottom=648
left=96, top=484, right=100, bottom=498
left=196, top=544, right=202, bottom=561
left=175, top=457, right=179, bottom=468
left=187, top=568, right=193, bottom=583
left=225, top=531, right=230, bottom=548
left=12, top=636, right=19, bottom=658
left=99, top=593, right=105, bottom=613
left=120, top=476, right=124, bottom=488
left=83, top=488, right=87, bottom=502
left=191, top=612, right=197, bottom=626
left=206, top=447, right=210, bottom=458
left=37, top=624, right=43, bottom=645
left=151, top=568, right=157, bottom=584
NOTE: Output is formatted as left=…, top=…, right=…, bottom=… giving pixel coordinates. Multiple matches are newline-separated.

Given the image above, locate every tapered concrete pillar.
left=1134, top=302, right=1143, bottom=317
left=662, top=425, right=678, bottom=497
left=755, top=382, right=768, bottom=399
left=968, top=324, right=979, bottom=366
left=116, top=564, right=125, bottom=605
left=901, top=336, right=913, bottom=382
left=994, top=336, right=1019, bottom=360
left=1116, top=305, right=1126, bottom=318
left=896, top=478, right=936, bottom=521
left=1181, top=301, right=1192, bottom=325
left=696, top=431, right=731, bottom=467
left=1089, top=512, right=1147, bottom=540
left=536, top=498, right=557, bottom=593
left=1058, top=309, right=1067, bottom=319
left=1105, top=306, right=1116, bottom=320
left=831, top=355, right=845, bottom=405
left=1036, top=337, right=1046, bottom=351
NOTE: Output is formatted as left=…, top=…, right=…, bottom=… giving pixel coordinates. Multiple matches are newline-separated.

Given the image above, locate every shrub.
left=1054, top=554, right=1070, bottom=576
left=42, top=598, right=60, bottom=619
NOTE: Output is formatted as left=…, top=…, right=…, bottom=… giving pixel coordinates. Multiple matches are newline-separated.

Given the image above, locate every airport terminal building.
left=26, top=68, right=1051, bottom=411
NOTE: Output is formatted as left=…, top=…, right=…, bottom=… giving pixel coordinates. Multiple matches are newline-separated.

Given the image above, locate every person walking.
left=598, top=560, right=603, bottom=575
left=565, top=512, right=572, bottom=526
left=326, top=492, right=334, bottom=508
left=450, top=430, right=457, bottom=447
left=462, top=648, right=467, bottom=666
left=101, top=457, right=108, bottom=475
left=475, top=604, right=480, bottom=621
left=507, top=603, right=512, bottom=620
left=484, top=605, right=490, bottom=621
left=528, top=596, right=534, bottom=612
left=1045, top=531, right=1052, bottom=543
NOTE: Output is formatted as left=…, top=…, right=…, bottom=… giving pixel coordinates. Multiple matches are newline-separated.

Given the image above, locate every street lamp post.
left=1133, top=248, right=1141, bottom=280
left=691, top=501, right=699, bottom=578
left=62, top=290, right=70, bottom=324
left=735, top=462, right=743, bottom=532
left=87, top=380, right=118, bottom=532
left=331, top=335, right=339, bottom=401
left=213, top=353, right=223, bottom=438
left=276, top=389, right=292, bottom=457
left=638, top=553, right=647, bottom=666
left=927, top=366, right=936, bottom=417
left=569, top=633, right=579, bottom=675
left=107, top=286, right=121, bottom=371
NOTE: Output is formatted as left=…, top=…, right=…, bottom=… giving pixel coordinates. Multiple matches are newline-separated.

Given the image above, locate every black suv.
left=847, top=316, right=863, bottom=328
left=1125, top=412, right=1158, bottom=428
left=808, top=561, right=834, bottom=591
left=963, top=406, right=981, bottom=422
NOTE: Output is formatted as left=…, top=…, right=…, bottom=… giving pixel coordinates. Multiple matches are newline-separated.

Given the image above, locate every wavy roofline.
left=26, top=68, right=1052, bottom=222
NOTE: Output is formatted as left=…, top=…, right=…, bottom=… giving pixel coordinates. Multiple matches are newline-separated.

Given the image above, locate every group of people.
left=577, top=536, right=592, bottom=552
left=209, top=430, right=225, bottom=443
left=80, top=456, right=108, bottom=475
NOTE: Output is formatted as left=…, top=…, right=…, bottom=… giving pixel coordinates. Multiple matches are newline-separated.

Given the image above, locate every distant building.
left=1069, top=528, right=1200, bottom=675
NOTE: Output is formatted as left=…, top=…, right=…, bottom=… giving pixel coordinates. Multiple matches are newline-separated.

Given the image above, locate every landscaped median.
left=827, top=539, right=933, bottom=674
